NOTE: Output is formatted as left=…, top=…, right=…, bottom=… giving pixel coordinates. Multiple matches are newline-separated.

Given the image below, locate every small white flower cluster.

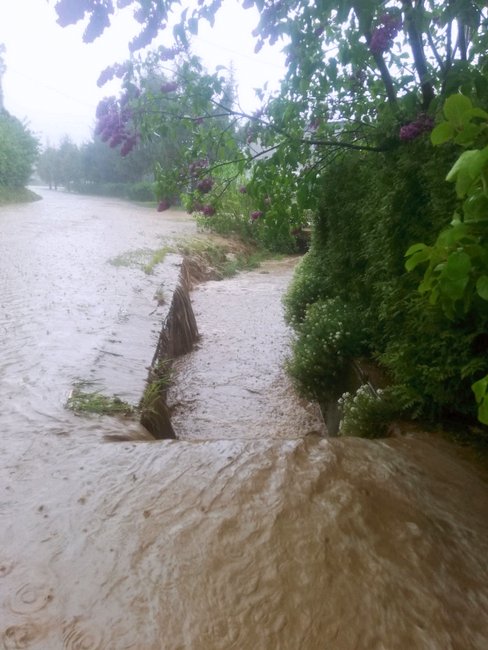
left=339, top=385, right=385, bottom=437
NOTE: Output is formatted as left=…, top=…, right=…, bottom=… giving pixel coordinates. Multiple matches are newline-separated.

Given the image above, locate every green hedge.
left=285, top=135, right=488, bottom=423
left=71, top=180, right=156, bottom=201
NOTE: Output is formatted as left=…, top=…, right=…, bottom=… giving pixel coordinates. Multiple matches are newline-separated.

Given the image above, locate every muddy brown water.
left=1, top=189, right=488, bottom=649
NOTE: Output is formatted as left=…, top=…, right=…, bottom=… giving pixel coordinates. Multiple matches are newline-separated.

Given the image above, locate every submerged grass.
left=66, top=382, right=135, bottom=416
left=0, top=186, right=41, bottom=205
left=108, top=248, right=153, bottom=270
left=143, top=246, right=171, bottom=275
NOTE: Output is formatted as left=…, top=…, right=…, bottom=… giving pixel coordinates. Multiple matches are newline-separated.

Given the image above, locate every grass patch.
left=108, top=236, right=283, bottom=281
left=0, top=186, right=41, bottom=205
left=108, top=246, right=171, bottom=274
left=143, top=246, right=171, bottom=275
left=66, top=383, right=135, bottom=416
left=174, top=236, right=278, bottom=278
left=108, top=248, right=153, bottom=270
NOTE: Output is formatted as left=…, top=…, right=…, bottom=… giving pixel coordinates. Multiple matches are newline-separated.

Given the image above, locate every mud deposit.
left=1, top=191, right=488, bottom=649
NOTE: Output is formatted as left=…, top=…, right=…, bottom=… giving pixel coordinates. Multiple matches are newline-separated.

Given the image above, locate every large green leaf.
left=476, top=275, right=488, bottom=300
left=405, top=243, right=431, bottom=271
left=443, top=94, right=473, bottom=125
left=472, top=375, right=488, bottom=424
left=431, top=122, right=455, bottom=145
left=446, top=150, right=479, bottom=197
left=439, top=251, right=472, bottom=301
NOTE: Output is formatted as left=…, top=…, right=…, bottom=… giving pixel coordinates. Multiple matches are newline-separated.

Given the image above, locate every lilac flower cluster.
left=196, top=177, right=214, bottom=194
left=399, top=114, right=434, bottom=141
left=186, top=202, right=202, bottom=214
left=97, top=63, right=130, bottom=88
left=157, top=199, right=171, bottom=212
left=370, top=13, right=402, bottom=55
left=188, top=159, right=209, bottom=176
left=160, top=81, right=179, bottom=93
left=95, top=97, right=138, bottom=157
left=186, top=202, right=215, bottom=216
left=159, top=45, right=184, bottom=61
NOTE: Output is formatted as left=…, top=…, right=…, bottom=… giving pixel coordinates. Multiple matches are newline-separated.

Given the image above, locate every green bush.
left=284, top=249, right=331, bottom=325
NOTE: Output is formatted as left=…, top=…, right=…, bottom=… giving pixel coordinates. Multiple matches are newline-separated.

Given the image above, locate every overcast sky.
left=0, top=0, right=285, bottom=147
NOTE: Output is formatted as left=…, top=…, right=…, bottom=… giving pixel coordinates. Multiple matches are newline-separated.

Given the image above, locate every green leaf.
left=464, top=193, right=488, bottom=222
left=472, top=375, right=488, bottom=425
left=439, top=251, right=472, bottom=301
left=446, top=150, right=479, bottom=197
left=476, top=275, right=488, bottom=300
left=405, top=243, right=428, bottom=256
left=431, top=122, right=455, bottom=145
left=405, top=244, right=431, bottom=271
left=466, top=107, right=488, bottom=120
left=436, top=221, right=470, bottom=246
left=443, top=94, right=473, bottom=125
left=453, top=123, right=482, bottom=146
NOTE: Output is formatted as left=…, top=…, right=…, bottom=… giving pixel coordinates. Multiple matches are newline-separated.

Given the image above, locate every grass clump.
left=140, top=360, right=173, bottom=413
left=66, top=383, right=135, bottom=416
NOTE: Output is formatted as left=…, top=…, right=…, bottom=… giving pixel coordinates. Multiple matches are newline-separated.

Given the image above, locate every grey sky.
left=0, top=0, right=284, bottom=147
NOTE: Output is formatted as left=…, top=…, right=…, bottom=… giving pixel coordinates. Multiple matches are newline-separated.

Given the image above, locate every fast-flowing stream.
left=1, top=189, right=488, bottom=649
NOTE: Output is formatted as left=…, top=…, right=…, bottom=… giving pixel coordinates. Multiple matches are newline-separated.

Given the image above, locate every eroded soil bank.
left=1, top=191, right=488, bottom=649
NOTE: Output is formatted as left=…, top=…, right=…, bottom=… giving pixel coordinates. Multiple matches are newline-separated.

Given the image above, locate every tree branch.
left=402, top=0, right=435, bottom=108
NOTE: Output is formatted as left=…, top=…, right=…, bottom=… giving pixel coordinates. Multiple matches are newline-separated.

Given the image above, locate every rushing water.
left=0, top=188, right=194, bottom=439
left=1, top=189, right=488, bottom=649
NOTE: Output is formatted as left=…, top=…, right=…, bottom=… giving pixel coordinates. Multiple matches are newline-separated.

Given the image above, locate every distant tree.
left=0, top=112, right=38, bottom=187
left=37, top=146, right=62, bottom=189
left=57, top=136, right=82, bottom=189
left=0, top=44, right=38, bottom=187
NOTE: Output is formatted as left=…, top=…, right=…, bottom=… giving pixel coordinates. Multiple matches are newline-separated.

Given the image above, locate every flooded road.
left=1, top=190, right=488, bottom=649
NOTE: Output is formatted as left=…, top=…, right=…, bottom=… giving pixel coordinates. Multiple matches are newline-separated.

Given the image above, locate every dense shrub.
left=285, top=133, right=488, bottom=424
left=338, top=386, right=403, bottom=438
left=127, top=181, right=156, bottom=202
left=287, top=297, right=367, bottom=401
